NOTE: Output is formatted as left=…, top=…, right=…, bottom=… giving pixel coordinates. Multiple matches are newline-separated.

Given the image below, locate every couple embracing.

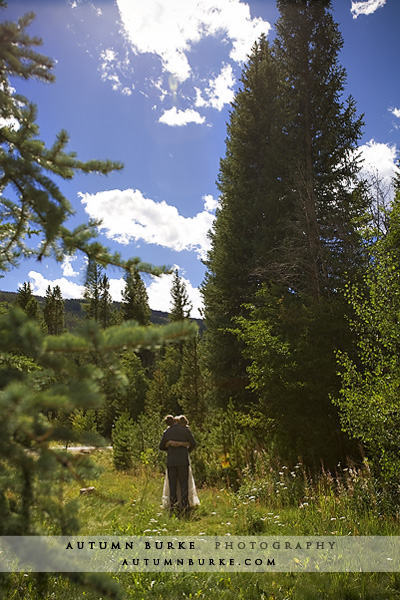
left=159, top=414, right=199, bottom=514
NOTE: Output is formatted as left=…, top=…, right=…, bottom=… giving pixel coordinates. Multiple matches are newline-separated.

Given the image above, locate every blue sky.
left=1, top=0, right=399, bottom=318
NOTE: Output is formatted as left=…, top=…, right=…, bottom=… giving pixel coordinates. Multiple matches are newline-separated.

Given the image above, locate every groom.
left=159, top=415, right=196, bottom=513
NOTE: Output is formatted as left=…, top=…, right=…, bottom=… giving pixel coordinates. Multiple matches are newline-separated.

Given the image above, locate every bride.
left=161, top=415, right=200, bottom=511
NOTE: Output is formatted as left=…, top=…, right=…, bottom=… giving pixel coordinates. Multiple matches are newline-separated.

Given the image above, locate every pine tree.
left=15, top=282, right=34, bottom=310
left=201, top=1, right=366, bottom=465
left=43, top=285, right=65, bottom=334
left=0, top=6, right=196, bottom=597
left=273, top=0, right=365, bottom=299
left=201, top=36, right=286, bottom=406
left=16, top=281, right=43, bottom=324
left=169, top=269, right=192, bottom=321
left=145, top=345, right=183, bottom=416
left=83, top=260, right=113, bottom=327
left=121, top=269, right=151, bottom=325
left=112, top=412, right=134, bottom=471
left=99, top=273, right=113, bottom=329
left=177, top=334, right=205, bottom=424
left=0, top=7, right=123, bottom=274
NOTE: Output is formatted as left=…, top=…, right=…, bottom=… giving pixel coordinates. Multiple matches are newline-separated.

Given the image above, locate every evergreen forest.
left=1, top=1, right=400, bottom=598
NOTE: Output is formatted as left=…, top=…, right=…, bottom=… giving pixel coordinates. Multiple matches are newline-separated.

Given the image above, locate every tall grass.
left=2, top=448, right=400, bottom=599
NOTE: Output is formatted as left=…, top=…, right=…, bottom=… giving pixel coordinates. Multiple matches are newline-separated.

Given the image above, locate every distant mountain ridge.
left=0, top=290, right=204, bottom=332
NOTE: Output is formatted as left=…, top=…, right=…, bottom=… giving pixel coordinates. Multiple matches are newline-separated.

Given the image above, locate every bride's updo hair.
left=177, top=414, right=189, bottom=427
left=164, top=414, right=177, bottom=427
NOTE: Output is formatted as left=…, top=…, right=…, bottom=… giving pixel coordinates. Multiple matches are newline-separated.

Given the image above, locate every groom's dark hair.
left=164, top=414, right=176, bottom=427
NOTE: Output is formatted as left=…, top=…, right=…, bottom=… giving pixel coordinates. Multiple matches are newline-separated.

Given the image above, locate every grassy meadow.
left=4, top=448, right=400, bottom=600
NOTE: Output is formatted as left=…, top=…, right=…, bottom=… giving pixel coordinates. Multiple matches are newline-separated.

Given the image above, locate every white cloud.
left=116, top=0, right=270, bottom=83
left=351, top=0, right=386, bottom=18
left=108, top=278, right=125, bottom=302
left=61, top=255, right=79, bottom=277
left=99, top=47, right=133, bottom=95
left=28, top=271, right=84, bottom=299
left=203, top=193, right=219, bottom=212
left=79, top=188, right=215, bottom=259
left=158, top=107, right=205, bottom=126
left=359, top=139, right=397, bottom=182
left=93, top=1, right=270, bottom=123
left=195, top=64, right=235, bottom=111
left=0, top=116, right=20, bottom=131
left=389, top=107, right=400, bottom=119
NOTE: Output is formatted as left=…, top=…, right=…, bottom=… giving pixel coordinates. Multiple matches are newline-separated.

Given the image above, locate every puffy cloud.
left=195, top=64, right=235, bottom=111
left=108, top=278, right=125, bottom=302
left=79, top=188, right=215, bottom=259
left=116, top=0, right=270, bottom=82
left=351, top=0, right=386, bottom=19
left=203, top=193, right=219, bottom=212
left=28, top=271, right=84, bottom=299
left=91, top=1, right=270, bottom=123
left=61, top=255, right=79, bottom=277
left=358, top=139, right=397, bottom=182
left=158, top=107, right=205, bottom=126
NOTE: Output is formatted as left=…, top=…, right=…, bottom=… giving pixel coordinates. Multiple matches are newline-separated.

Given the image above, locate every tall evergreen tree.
left=201, top=36, right=284, bottom=406
left=201, top=1, right=366, bottom=465
left=15, top=282, right=34, bottom=311
left=169, top=269, right=192, bottom=322
left=16, top=281, right=42, bottom=323
left=273, top=0, right=365, bottom=299
left=99, top=273, right=113, bottom=329
left=43, top=284, right=65, bottom=334
left=177, top=334, right=205, bottom=424
left=121, top=269, right=151, bottom=326
left=83, top=260, right=113, bottom=327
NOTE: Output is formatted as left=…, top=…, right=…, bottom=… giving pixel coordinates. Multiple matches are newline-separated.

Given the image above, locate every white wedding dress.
left=162, top=463, right=200, bottom=510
